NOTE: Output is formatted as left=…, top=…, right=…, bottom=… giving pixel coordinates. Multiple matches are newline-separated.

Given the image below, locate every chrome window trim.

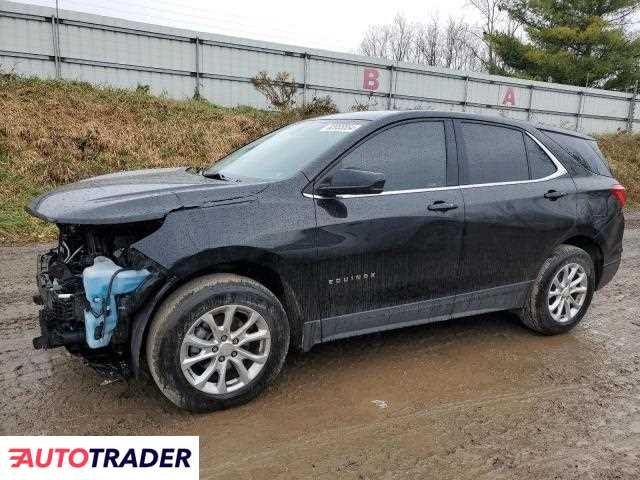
left=303, top=132, right=567, bottom=200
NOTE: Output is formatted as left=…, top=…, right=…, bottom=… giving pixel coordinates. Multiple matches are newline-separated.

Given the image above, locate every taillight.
left=611, top=184, right=626, bottom=207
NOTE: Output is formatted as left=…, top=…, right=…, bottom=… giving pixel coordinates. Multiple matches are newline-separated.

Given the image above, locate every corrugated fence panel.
left=0, top=55, right=54, bottom=76
left=463, top=105, right=529, bottom=122
left=60, top=23, right=195, bottom=71
left=468, top=81, right=500, bottom=106
left=533, top=90, right=580, bottom=115
left=0, top=14, right=52, bottom=56
left=308, top=57, right=390, bottom=94
left=0, top=0, right=638, bottom=134
left=201, top=77, right=270, bottom=108
left=582, top=95, right=629, bottom=119
left=581, top=116, right=627, bottom=134
left=201, top=43, right=303, bottom=80
left=530, top=112, right=578, bottom=130
left=395, top=70, right=465, bottom=104
left=61, top=62, right=195, bottom=97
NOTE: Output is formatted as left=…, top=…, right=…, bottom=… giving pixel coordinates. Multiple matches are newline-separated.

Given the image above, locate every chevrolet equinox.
left=27, top=111, right=625, bottom=411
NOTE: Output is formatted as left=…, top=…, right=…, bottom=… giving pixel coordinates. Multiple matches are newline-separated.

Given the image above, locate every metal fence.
left=1, top=0, right=638, bottom=134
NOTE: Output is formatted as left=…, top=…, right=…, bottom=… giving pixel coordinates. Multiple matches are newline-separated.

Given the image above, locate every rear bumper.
left=596, top=257, right=621, bottom=290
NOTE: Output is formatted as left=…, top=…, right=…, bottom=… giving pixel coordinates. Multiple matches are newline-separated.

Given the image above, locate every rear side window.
left=544, top=131, right=612, bottom=176
left=460, top=123, right=529, bottom=184
left=525, top=136, right=557, bottom=179
left=340, top=121, right=447, bottom=190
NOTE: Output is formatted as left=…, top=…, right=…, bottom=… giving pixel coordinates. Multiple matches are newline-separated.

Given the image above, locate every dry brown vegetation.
left=0, top=74, right=637, bottom=244
left=595, top=132, right=640, bottom=208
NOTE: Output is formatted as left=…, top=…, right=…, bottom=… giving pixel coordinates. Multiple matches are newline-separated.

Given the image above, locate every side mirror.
left=316, top=168, right=386, bottom=197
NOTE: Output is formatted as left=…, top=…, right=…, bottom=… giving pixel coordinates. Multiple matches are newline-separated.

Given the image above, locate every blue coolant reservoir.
left=82, top=256, right=150, bottom=349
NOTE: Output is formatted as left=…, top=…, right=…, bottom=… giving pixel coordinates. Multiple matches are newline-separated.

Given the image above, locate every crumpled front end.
left=33, top=222, right=166, bottom=376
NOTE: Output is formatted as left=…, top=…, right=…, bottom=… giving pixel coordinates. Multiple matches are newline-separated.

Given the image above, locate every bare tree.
left=414, top=14, right=440, bottom=66
left=442, top=17, right=482, bottom=71
left=443, top=17, right=461, bottom=69
left=389, top=14, right=415, bottom=62
left=466, top=0, right=518, bottom=72
left=360, top=24, right=393, bottom=59
left=359, top=14, right=417, bottom=63
left=359, top=11, right=483, bottom=72
left=467, top=0, right=500, bottom=71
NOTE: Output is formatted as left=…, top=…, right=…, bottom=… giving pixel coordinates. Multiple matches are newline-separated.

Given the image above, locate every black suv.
left=28, top=111, right=625, bottom=412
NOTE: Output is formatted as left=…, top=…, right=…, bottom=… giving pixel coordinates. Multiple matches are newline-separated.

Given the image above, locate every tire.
left=519, top=245, right=595, bottom=335
left=146, top=273, right=290, bottom=412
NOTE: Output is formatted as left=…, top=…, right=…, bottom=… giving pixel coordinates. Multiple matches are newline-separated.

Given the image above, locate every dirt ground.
left=1, top=226, right=639, bottom=479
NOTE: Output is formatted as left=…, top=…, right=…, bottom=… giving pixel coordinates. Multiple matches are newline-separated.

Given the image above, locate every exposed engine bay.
left=33, top=222, right=166, bottom=376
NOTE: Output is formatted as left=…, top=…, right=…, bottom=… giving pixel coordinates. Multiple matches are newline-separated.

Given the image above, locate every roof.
left=535, top=124, right=594, bottom=140
left=320, top=110, right=595, bottom=140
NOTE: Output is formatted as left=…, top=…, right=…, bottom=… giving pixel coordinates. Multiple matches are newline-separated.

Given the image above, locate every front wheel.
left=146, top=273, right=290, bottom=412
left=519, top=245, right=595, bottom=335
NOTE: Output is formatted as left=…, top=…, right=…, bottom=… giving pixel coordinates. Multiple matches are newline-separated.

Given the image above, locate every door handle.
left=544, top=190, right=566, bottom=201
left=428, top=201, right=458, bottom=212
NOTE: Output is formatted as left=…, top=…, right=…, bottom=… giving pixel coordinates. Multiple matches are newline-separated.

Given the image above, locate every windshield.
left=204, top=119, right=367, bottom=181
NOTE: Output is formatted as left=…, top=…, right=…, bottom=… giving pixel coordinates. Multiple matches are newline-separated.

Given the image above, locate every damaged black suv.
left=28, top=111, right=625, bottom=412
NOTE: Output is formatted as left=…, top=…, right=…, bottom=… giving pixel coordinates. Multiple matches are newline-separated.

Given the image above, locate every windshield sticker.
left=319, top=123, right=362, bottom=133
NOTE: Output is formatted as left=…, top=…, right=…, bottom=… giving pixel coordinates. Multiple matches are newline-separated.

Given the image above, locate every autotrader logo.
left=1, top=436, right=199, bottom=480
left=9, top=447, right=192, bottom=468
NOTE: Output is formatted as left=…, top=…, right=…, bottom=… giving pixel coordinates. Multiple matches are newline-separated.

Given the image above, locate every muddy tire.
left=519, top=245, right=595, bottom=335
left=146, top=273, right=289, bottom=412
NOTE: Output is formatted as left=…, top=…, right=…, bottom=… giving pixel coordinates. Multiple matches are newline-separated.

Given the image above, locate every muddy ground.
left=1, top=227, right=639, bottom=479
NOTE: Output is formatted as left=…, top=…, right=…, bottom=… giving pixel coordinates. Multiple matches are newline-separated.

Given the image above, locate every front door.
left=310, top=119, right=465, bottom=340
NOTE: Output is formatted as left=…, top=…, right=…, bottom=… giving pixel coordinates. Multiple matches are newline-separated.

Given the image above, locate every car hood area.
left=27, top=167, right=268, bottom=224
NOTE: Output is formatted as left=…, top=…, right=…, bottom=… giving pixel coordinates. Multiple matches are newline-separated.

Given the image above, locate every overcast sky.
left=22, top=0, right=483, bottom=53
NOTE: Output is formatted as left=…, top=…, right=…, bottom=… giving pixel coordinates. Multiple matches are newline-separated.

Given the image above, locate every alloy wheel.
left=180, top=304, right=271, bottom=394
left=547, top=263, right=588, bottom=324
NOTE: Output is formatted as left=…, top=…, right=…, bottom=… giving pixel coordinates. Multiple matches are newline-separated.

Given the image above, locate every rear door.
left=453, top=120, right=576, bottom=316
left=310, top=119, right=465, bottom=339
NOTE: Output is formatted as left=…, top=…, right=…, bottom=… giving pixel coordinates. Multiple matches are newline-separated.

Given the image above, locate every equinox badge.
left=328, top=272, right=376, bottom=285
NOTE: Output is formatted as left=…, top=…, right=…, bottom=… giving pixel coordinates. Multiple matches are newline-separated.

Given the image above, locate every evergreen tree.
left=486, top=0, right=640, bottom=89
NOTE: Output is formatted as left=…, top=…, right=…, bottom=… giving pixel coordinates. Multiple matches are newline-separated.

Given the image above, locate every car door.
left=309, top=119, right=465, bottom=340
left=453, top=120, right=576, bottom=316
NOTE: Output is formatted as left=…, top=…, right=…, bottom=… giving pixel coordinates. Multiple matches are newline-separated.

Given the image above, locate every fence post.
left=194, top=36, right=201, bottom=99
left=50, top=9, right=61, bottom=78
left=462, top=76, right=469, bottom=112
left=388, top=64, right=395, bottom=110
left=576, top=91, right=584, bottom=131
left=56, top=0, right=61, bottom=78
left=302, top=53, right=309, bottom=106
left=50, top=17, right=59, bottom=77
left=527, top=85, right=534, bottom=121
left=627, top=81, right=637, bottom=132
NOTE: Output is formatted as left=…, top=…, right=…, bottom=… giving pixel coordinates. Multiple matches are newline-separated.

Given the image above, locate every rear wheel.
left=519, top=245, right=595, bottom=335
left=146, top=273, right=290, bottom=412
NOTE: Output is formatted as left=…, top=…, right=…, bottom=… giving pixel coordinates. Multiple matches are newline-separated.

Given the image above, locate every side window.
left=460, top=123, right=529, bottom=184
left=339, top=121, right=447, bottom=190
left=525, top=136, right=557, bottom=179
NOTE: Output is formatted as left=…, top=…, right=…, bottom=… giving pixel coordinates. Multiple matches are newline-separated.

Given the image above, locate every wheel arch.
left=130, top=248, right=305, bottom=376
left=559, top=234, right=604, bottom=286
